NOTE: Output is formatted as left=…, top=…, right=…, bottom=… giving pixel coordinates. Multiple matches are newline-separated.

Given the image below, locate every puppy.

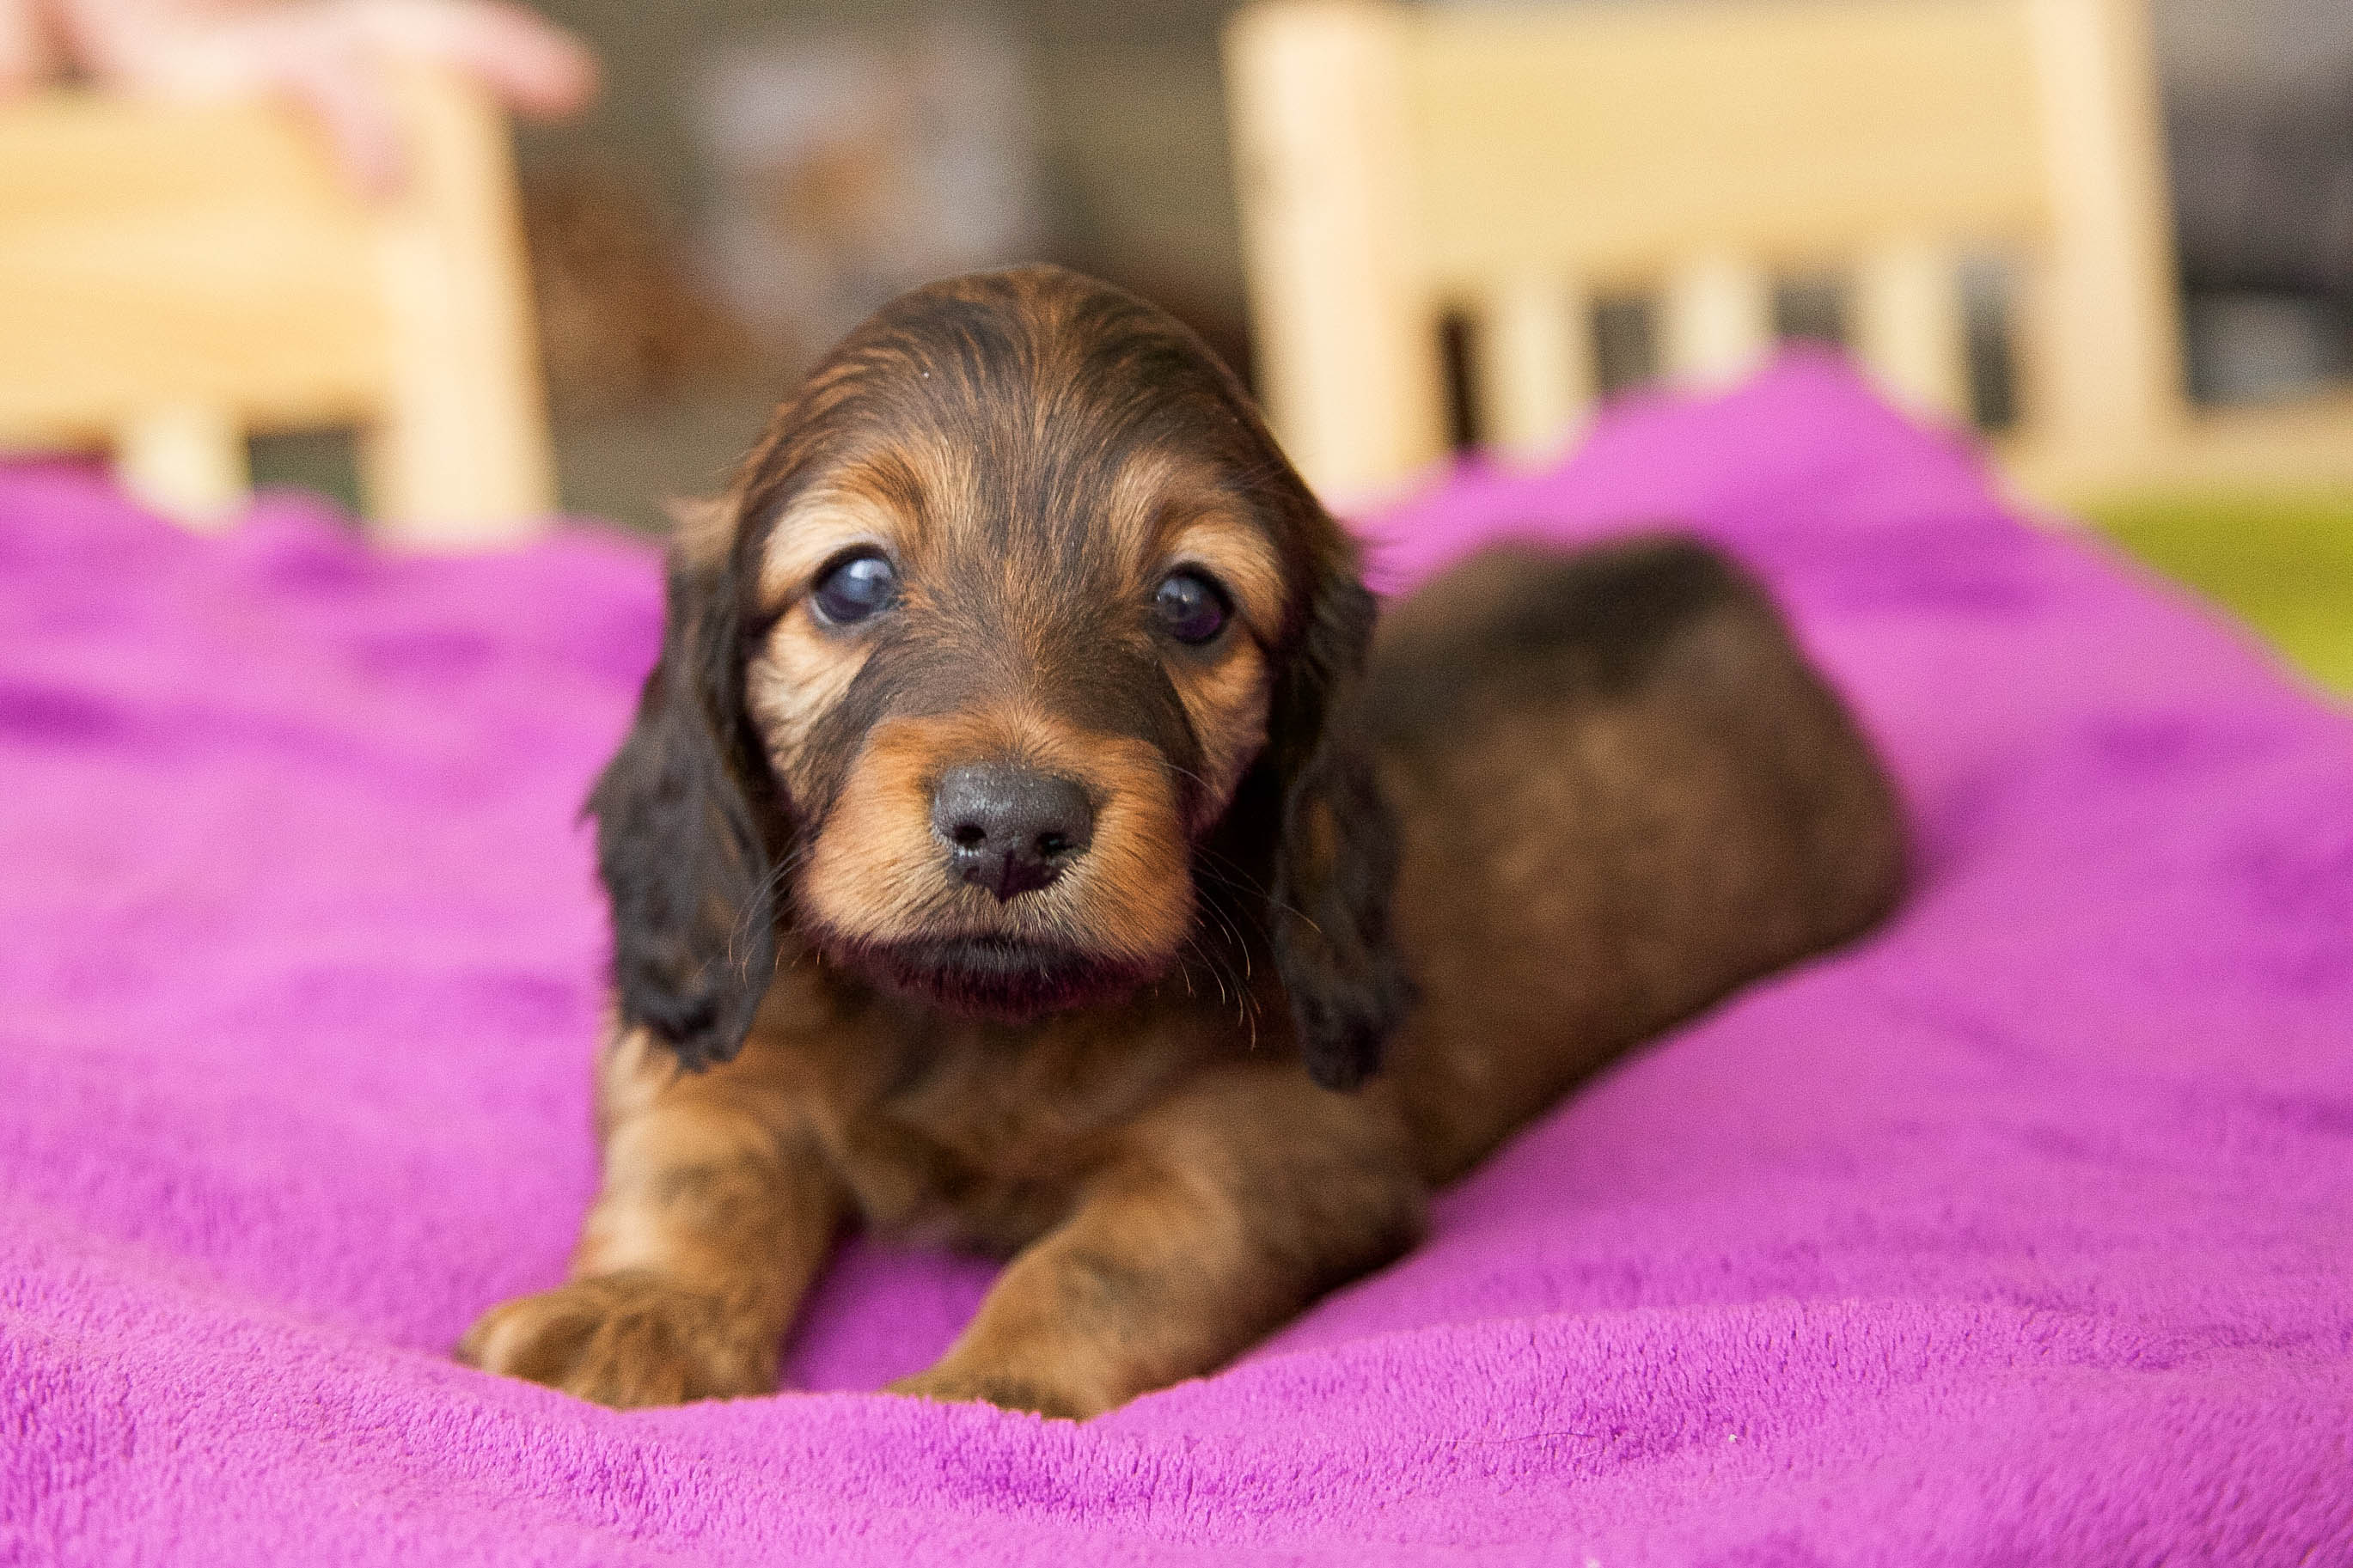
left=458, top=266, right=1905, bottom=1418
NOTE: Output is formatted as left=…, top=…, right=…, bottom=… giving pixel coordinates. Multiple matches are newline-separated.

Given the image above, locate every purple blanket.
left=4, top=357, right=2350, bottom=1565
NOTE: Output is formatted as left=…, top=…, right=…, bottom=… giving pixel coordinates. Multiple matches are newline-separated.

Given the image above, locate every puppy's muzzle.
left=931, top=763, right=1096, bottom=901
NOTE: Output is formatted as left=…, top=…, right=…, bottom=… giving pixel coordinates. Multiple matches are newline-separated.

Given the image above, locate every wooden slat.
left=1225, top=0, right=2339, bottom=510
left=0, top=88, right=365, bottom=217
left=1476, top=275, right=1594, bottom=464
left=0, top=195, right=386, bottom=451
left=1854, top=237, right=1971, bottom=422
left=2005, top=391, right=2353, bottom=504
left=1663, top=253, right=1774, bottom=387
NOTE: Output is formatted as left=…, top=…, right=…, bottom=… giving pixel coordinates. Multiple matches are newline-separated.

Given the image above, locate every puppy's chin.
left=834, top=934, right=1153, bottom=1020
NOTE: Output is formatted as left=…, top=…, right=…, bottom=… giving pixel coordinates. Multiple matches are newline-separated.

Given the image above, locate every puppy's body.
left=1372, top=540, right=1904, bottom=1185
left=460, top=270, right=1903, bottom=1418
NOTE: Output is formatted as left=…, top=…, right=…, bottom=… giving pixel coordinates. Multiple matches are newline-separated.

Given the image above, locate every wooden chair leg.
left=360, top=70, right=554, bottom=549
left=1225, top=1, right=1446, bottom=505
left=2019, top=0, right=2186, bottom=474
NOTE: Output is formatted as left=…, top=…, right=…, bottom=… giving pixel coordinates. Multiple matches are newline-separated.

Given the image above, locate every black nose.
left=931, top=765, right=1096, bottom=901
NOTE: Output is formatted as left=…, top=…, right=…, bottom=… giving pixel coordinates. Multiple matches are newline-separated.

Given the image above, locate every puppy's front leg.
left=460, top=1021, right=846, bottom=1406
left=891, top=1065, right=1426, bottom=1419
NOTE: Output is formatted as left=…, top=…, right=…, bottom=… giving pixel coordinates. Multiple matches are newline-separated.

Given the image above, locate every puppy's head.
left=592, top=267, right=1408, bottom=1089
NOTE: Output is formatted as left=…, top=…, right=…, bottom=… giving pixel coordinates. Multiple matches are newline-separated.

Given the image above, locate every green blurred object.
left=2089, top=490, right=2353, bottom=697
left=248, top=430, right=364, bottom=520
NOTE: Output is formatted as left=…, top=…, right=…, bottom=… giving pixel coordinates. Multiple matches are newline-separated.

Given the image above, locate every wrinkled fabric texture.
left=3, top=357, right=2349, bottom=1565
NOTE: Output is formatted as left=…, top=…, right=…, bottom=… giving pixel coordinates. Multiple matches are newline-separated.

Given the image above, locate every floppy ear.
left=1268, top=559, right=1414, bottom=1092
left=588, top=554, right=779, bottom=1071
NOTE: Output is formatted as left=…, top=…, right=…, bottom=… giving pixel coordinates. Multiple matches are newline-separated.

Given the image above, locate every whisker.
left=724, top=839, right=816, bottom=971
left=1192, top=855, right=1317, bottom=936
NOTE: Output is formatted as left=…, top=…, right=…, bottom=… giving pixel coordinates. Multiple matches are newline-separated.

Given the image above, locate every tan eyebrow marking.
left=757, top=492, right=902, bottom=608
left=1101, top=447, right=1287, bottom=642
left=1161, top=512, right=1284, bottom=643
left=756, top=435, right=971, bottom=609
left=1100, top=448, right=1189, bottom=562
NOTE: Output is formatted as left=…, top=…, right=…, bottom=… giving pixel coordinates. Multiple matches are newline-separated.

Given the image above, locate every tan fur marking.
left=1165, top=641, right=1271, bottom=821
left=1101, top=450, right=1286, bottom=642
left=1095, top=454, right=1286, bottom=816
left=1097, top=448, right=1190, bottom=569
left=747, top=461, right=952, bottom=784
left=755, top=434, right=975, bottom=608
left=797, top=706, right=1194, bottom=967
left=593, top=1018, right=672, bottom=1138
left=747, top=613, right=871, bottom=789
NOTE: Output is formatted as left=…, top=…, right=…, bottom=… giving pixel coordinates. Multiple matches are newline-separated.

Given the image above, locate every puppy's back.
left=1363, top=535, right=1904, bottom=1183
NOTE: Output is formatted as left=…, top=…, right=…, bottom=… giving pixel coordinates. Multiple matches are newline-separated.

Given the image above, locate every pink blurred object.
left=5, top=0, right=595, bottom=192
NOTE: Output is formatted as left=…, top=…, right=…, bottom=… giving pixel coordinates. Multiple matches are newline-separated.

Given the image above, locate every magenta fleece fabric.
left=3, top=357, right=2350, bottom=1565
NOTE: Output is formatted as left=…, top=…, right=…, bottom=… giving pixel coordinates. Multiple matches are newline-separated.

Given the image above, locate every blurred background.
left=500, top=0, right=2353, bottom=694
left=7, top=0, right=2352, bottom=683
left=484, top=0, right=1262, bottom=531
left=473, top=1, right=2334, bottom=503
left=431, top=0, right=2353, bottom=519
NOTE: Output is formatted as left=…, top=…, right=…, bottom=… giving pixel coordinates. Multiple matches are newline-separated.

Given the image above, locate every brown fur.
left=456, top=267, right=1906, bottom=1419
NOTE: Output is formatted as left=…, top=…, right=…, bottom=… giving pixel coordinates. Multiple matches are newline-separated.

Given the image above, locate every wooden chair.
left=1225, top=0, right=2353, bottom=511
left=0, top=69, right=553, bottom=546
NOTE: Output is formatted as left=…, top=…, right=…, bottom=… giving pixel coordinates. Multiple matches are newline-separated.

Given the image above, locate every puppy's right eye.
left=812, top=552, right=898, bottom=625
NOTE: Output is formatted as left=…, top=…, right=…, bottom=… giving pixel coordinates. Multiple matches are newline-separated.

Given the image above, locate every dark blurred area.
left=486, top=0, right=2353, bottom=528
left=2160, top=0, right=2353, bottom=404
left=504, top=0, right=1247, bottom=527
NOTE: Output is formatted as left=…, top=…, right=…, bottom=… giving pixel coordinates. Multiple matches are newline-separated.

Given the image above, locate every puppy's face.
left=725, top=272, right=1313, bottom=1016
left=597, top=268, right=1408, bottom=1087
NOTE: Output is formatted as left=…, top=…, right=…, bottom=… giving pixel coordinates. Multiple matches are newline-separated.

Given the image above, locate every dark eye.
left=1154, top=570, right=1230, bottom=645
left=811, top=552, right=897, bottom=625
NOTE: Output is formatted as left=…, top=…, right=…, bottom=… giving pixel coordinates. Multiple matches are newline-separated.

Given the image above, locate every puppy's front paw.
left=457, top=1272, right=775, bottom=1407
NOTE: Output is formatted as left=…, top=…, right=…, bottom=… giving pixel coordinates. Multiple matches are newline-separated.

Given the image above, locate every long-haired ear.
left=588, top=551, right=779, bottom=1071
left=1268, top=559, right=1413, bottom=1091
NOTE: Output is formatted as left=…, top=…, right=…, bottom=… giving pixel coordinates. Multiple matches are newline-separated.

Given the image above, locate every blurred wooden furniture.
left=1225, top=0, right=2353, bottom=509
left=0, top=70, right=553, bottom=546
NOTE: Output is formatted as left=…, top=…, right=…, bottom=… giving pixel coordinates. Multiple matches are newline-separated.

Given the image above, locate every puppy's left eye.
left=812, top=551, right=898, bottom=625
left=1154, top=570, right=1230, bottom=645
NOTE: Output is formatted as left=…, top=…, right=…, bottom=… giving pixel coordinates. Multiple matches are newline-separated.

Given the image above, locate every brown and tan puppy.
left=458, top=265, right=1906, bottom=1419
